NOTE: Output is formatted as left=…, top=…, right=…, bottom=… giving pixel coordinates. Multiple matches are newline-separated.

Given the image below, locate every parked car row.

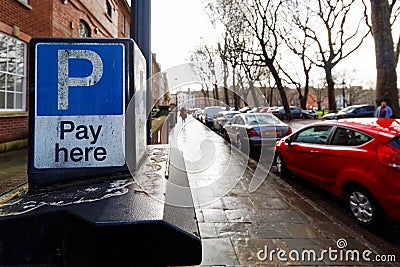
left=194, top=104, right=400, bottom=227
left=224, top=113, right=292, bottom=152
left=267, top=106, right=318, bottom=120
left=194, top=104, right=400, bottom=228
left=194, top=103, right=379, bottom=122
left=274, top=118, right=400, bottom=228
left=193, top=105, right=319, bottom=123
left=195, top=107, right=293, bottom=152
left=322, top=104, right=375, bottom=120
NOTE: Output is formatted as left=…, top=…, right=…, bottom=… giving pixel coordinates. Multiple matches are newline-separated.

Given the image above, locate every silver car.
left=224, top=113, right=292, bottom=152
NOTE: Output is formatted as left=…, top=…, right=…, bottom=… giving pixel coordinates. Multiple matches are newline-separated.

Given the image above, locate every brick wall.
left=0, top=0, right=130, bottom=150
left=52, top=0, right=120, bottom=38
left=0, top=116, right=29, bottom=144
left=0, top=0, right=52, bottom=37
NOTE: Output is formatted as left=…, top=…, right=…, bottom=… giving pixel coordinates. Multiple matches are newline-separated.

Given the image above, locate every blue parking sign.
left=31, top=39, right=129, bottom=173
left=35, top=43, right=124, bottom=116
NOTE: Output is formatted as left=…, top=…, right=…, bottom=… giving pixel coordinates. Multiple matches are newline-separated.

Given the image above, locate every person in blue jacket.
left=375, top=99, right=393, bottom=118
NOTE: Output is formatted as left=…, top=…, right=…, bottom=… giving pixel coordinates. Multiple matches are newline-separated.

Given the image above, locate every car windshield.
left=338, top=106, right=356, bottom=114
left=226, top=113, right=237, bottom=119
left=245, top=114, right=281, bottom=125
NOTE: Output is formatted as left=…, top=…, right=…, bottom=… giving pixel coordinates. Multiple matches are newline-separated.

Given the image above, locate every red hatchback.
left=275, top=118, right=400, bottom=227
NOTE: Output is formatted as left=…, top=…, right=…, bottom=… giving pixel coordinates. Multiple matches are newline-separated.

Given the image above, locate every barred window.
left=0, top=32, right=26, bottom=111
left=121, top=13, right=126, bottom=34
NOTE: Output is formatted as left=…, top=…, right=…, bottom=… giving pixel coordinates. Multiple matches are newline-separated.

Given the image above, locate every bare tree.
left=298, top=0, right=370, bottom=112
left=218, top=37, right=230, bottom=106
left=189, top=46, right=215, bottom=105
left=240, top=0, right=292, bottom=118
left=280, top=1, right=314, bottom=110
left=364, top=0, right=400, bottom=117
left=239, top=53, right=270, bottom=108
left=205, top=0, right=239, bottom=107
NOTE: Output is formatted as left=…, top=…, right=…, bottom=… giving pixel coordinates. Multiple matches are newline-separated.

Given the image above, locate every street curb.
left=0, top=139, right=28, bottom=154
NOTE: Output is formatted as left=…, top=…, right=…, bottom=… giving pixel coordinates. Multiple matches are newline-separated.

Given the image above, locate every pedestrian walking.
left=375, top=99, right=393, bottom=118
left=179, top=107, right=188, bottom=124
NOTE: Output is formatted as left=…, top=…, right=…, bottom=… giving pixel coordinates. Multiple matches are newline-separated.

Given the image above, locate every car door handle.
left=310, top=150, right=319, bottom=154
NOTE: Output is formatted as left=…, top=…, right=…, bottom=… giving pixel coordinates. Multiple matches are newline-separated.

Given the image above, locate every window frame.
left=330, top=126, right=373, bottom=147
left=121, top=13, right=126, bottom=34
left=78, top=20, right=91, bottom=37
left=106, top=1, right=112, bottom=18
left=292, top=125, right=334, bottom=145
left=0, top=32, right=27, bottom=112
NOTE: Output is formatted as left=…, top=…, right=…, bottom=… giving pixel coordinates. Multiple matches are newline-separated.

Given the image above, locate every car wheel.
left=345, top=185, right=383, bottom=228
left=223, top=130, right=230, bottom=142
left=274, top=153, right=288, bottom=176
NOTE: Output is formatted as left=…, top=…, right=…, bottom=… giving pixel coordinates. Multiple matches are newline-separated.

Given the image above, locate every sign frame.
left=28, top=38, right=137, bottom=188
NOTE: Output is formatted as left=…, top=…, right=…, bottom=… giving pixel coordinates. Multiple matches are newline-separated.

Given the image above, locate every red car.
left=274, top=118, right=400, bottom=227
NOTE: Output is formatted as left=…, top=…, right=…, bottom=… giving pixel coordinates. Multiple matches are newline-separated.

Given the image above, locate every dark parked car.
left=203, top=106, right=223, bottom=128
left=239, top=106, right=253, bottom=113
left=213, top=111, right=240, bottom=135
left=275, top=118, right=400, bottom=227
left=224, top=113, right=292, bottom=152
left=322, top=104, right=375, bottom=120
left=194, top=109, right=203, bottom=120
left=300, top=109, right=318, bottom=119
left=272, top=106, right=303, bottom=120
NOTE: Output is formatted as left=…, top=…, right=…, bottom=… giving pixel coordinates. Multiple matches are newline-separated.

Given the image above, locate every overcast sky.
left=128, top=0, right=378, bottom=88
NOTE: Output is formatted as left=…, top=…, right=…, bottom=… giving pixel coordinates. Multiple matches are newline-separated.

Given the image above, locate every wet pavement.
left=170, top=116, right=400, bottom=266
left=0, top=117, right=399, bottom=266
left=0, top=147, right=27, bottom=197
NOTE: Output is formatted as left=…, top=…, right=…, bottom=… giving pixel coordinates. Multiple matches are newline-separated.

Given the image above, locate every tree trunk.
left=232, top=65, right=240, bottom=109
left=370, top=0, right=399, bottom=117
left=325, top=65, right=337, bottom=112
left=249, top=81, right=260, bottom=108
left=223, top=61, right=230, bottom=106
left=300, top=76, right=310, bottom=109
left=214, top=83, right=219, bottom=105
left=268, top=62, right=291, bottom=119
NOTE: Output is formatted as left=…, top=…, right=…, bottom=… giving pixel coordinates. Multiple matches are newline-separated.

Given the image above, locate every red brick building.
left=0, top=0, right=130, bottom=152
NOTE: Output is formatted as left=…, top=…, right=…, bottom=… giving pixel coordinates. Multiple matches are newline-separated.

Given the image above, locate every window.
left=0, top=32, right=26, bottom=111
left=121, top=13, right=126, bottom=34
left=106, top=1, right=112, bottom=17
left=293, top=126, right=333, bottom=144
left=331, top=127, right=372, bottom=146
left=79, top=20, right=91, bottom=37
left=233, top=117, right=245, bottom=125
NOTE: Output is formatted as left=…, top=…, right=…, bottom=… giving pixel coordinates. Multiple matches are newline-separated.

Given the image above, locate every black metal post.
left=131, top=0, right=152, bottom=144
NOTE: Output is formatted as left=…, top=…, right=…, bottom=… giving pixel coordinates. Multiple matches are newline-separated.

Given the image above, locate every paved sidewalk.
left=0, top=147, right=27, bottom=195
left=171, top=116, right=399, bottom=266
